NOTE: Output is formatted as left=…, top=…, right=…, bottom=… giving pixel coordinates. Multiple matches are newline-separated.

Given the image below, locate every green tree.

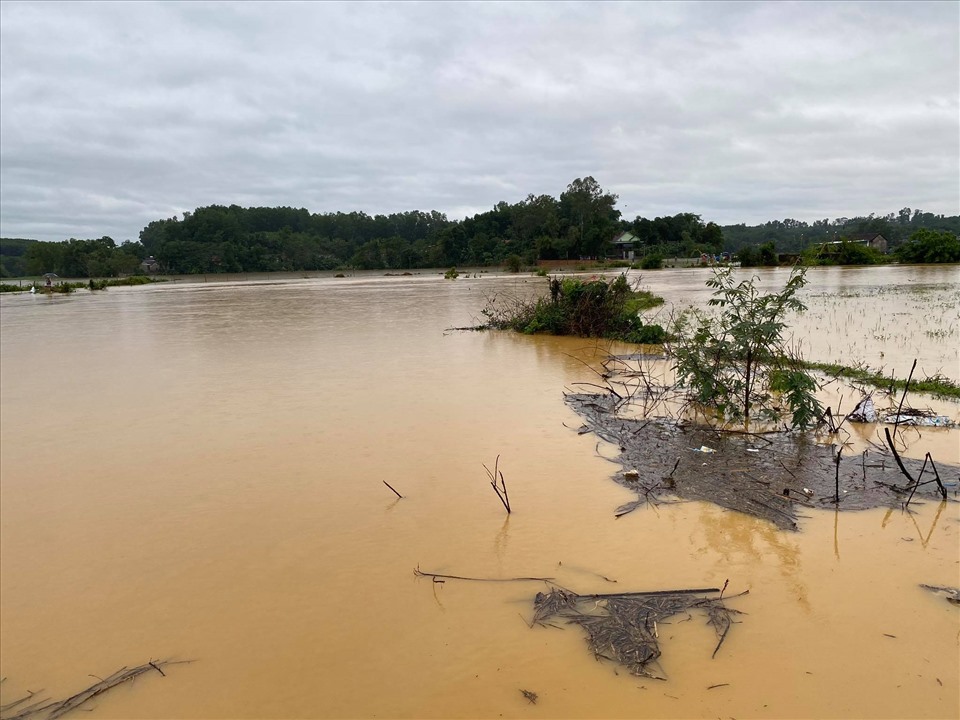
left=25, top=240, right=63, bottom=276
left=895, top=229, right=960, bottom=264
left=671, top=267, right=822, bottom=429
left=702, top=222, right=724, bottom=251
left=757, top=241, right=778, bottom=266
left=559, top=177, right=621, bottom=258
left=737, top=245, right=758, bottom=267
left=509, top=194, right=560, bottom=259
left=0, top=238, right=37, bottom=277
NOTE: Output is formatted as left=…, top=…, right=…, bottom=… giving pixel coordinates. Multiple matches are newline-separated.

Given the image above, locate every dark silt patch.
left=566, top=392, right=958, bottom=531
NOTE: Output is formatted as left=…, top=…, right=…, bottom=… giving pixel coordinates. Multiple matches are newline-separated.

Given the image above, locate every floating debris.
left=532, top=586, right=745, bottom=680
left=920, top=584, right=960, bottom=605
left=846, top=395, right=957, bottom=427
left=846, top=395, right=878, bottom=423
left=520, top=689, right=538, bottom=704
left=0, top=659, right=190, bottom=720
left=879, top=410, right=956, bottom=427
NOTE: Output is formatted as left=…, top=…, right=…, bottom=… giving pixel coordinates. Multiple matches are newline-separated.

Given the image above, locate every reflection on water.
left=695, top=505, right=809, bottom=612
left=1, top=267, right=957, bottom=719
left=886, top=500, right=949, bottom=549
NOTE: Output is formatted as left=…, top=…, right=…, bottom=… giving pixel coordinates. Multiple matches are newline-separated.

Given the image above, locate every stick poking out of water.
left=483, top=455, right=512, bottom=514
left=383, top=481, right=403, bottom=499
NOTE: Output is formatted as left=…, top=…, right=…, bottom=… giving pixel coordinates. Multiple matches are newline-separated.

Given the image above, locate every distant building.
left=847, top=233, right=888, bottom=253
left=140, top=256, right=160, bottom=273
left=821, top=233, right=888, bottom=254
left=610, top=231, right=638, bottom=260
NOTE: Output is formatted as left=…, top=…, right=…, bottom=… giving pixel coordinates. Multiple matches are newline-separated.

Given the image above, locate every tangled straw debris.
left=532, top=586, right=746, bottom=680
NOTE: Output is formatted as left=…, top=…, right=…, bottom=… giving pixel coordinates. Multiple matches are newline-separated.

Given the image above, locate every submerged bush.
left=738, top=241, right=779, bottom=267
left=482, top=273, right=667, bottom=344
left=803, top=240, right=885, bottom=266
left=639, top=254, right=663, bottom=270
left=105, top=275, right=162, bottom=286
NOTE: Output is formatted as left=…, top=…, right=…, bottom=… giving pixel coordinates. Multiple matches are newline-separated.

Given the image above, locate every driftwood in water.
left=920, top=584, right=960, bottom=605
left=414, top=566, right=554, bottom=583
left=0, top=660, right=189, bottom=720
left=567, top=391, right=958, bottom=531
left=532, top=585, right=746, bottom=679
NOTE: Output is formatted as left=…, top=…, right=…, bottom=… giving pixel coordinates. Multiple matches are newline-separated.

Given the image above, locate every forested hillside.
left=0, top=238, right=36, bottom=278
left=2, top=177, right=957, bottom=277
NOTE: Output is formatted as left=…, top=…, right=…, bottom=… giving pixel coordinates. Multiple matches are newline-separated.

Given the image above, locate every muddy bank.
left=567, top=392, right=958, bottom=530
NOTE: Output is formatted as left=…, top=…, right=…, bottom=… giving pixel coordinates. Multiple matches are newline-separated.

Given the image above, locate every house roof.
left=611, top=231, right=638, bottom=245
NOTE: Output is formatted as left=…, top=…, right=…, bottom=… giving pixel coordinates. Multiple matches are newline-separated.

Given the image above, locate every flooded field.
left=1, top=265, right=958, bottom=719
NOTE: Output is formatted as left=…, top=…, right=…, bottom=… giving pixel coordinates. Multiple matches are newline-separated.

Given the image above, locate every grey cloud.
left=1, top=1, right=957, bottom=242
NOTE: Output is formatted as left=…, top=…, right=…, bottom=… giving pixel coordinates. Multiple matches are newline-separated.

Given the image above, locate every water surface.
left=1, top=266, right=957, bottom=719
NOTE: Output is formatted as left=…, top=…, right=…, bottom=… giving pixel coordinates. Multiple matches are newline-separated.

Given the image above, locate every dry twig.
left=483, top=455, right=512, bottom=514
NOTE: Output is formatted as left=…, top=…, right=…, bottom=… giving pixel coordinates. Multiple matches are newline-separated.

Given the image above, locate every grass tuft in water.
left=804, top=361, right=960, bottom=400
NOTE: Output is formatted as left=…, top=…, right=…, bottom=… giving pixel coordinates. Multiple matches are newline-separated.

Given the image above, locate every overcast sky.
left=1, top=1, right=957, bottom=243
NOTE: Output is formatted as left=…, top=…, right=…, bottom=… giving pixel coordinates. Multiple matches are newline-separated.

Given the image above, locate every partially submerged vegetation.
left=895, top=228, right=960, bottom=264
left=671, top=266, right=822, bottom=429
left=548, top=267, right=958, bottom=529
left=801, top=239, right=886, bottom=266
left=805, top=360, right=960, bottom=400
left=482, top=274, right=667, bottom=344
left=566, top=361, right=953, bottom=530
left=479, top=265, right=960, bottom=405
left=0, top=276, right=164, bottom=294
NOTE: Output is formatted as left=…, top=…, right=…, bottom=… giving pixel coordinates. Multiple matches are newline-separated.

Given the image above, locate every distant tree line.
left=1, top=236, right=144, bottom=278
left=722, top=208, right=960, bottom=255
left=136, top=177, right=632, bottom=274
left=2, top=179, right=958, bottom=277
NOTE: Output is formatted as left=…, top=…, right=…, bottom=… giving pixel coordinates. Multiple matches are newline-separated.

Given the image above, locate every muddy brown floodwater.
left=1, top=265, right=958, bottom=719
